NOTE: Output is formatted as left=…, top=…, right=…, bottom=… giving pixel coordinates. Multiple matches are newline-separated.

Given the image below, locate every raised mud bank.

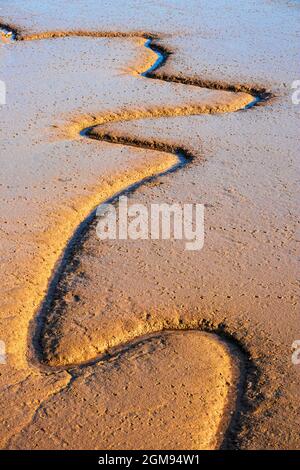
left=2, top=15, right=294, bottom=450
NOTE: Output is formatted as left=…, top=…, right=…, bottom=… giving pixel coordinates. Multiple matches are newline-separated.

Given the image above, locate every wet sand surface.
left=0, top=0, right=299, bottom=449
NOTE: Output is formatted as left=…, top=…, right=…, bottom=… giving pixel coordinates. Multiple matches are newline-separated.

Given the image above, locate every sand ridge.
left=0, top=3, right=298, bottom=449
left=0, top=23, right=256, bottom=367
left=0, top=22, right=256, bottom=448
left=4, top=28, right=257, bottom=366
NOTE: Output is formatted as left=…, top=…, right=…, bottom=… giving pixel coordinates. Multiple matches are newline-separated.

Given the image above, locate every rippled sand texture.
left=0, top=0, right=299, bottom=449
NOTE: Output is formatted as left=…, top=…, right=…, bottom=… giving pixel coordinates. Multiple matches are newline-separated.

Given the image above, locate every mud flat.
left=0, top=0, right=299, bottom=449
left=9, top=331, right=242, bottom=450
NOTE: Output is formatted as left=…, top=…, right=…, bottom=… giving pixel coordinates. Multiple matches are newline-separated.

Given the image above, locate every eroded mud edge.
left=1, top=20, right=270, bottom=448
left=0, top=21, right=274, bottom=101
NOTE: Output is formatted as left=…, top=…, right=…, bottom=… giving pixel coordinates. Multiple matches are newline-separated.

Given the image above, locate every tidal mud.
left=0, top=0, right=299, bottom=450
